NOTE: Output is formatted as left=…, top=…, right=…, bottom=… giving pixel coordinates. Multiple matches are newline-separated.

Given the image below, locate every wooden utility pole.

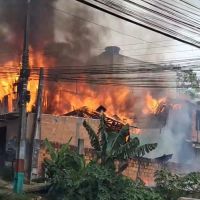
left=13, top=0, right=31, bottom=193
left=29, top=68, right=44, bottom=181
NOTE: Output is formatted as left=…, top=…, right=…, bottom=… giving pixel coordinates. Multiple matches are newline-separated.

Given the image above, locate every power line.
left=128, top=48, right=200, bottom=57
left=51, top=4, right=150, bottom=42
left=121, top=45, right=197, bottom=53
left=179, top=0, right=200, bottom=11
left=124, top=0, right=200, bottom=33
left=74, top=0, right=200, bottom=48
left=104, top=0, right=200, bottom=37
left=156, top=0, right=200, bottom=19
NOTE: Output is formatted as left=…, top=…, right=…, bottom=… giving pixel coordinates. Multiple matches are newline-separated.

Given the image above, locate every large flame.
left=143, top=92, right=166, bottom=115
left=44, top=82, right=133, bottom=120
left=26, top=50, right=56, bottom=112
left=0, top=60, right=19, bottom=112
left=0, top=51, right=169, bottom=125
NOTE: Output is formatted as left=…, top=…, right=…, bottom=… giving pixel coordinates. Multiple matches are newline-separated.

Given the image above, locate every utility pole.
left=14, top=0, right=31, bottom=193
left=29, top=68, right=44, bottom=181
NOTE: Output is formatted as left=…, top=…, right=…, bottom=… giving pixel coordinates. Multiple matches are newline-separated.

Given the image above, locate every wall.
left=40, top=114, right=99, bottom=148
left=2, top=113, right=193, bottom=184
left=122, top=159, right=161, bottom=186
left=24, top=113, right=191, bottom=184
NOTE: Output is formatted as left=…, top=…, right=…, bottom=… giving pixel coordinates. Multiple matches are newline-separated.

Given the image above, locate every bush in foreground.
left=155, top=169, right=200, bottom=200
left=44, top=139, right=163, bottom=200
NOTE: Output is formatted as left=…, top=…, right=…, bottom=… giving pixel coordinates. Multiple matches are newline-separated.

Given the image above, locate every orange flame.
left=0, top=51, right=170, bottom=127
left=0, top=60, right=19, bottom=112
left=143, top=92, right=166, bottom=114
left=26, top=49, right=57, bottom=112
left=43, top=82, right=133, bottom=121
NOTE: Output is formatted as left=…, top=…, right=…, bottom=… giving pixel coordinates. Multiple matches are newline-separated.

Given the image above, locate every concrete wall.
left=35, top=112, right=162, bottom=185
left=2, top=113, right=192, bottom=184
left=40, top=114, right=99, bottom=148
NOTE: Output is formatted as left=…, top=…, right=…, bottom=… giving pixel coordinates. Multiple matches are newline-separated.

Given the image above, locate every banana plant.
left=83, top=114, right=157, bottom=172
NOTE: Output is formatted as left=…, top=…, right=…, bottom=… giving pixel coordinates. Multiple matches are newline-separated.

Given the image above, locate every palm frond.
left=114, top=137, right=140, bottom=159
left=98, top=114, right=108, bottom=158
left=110, top=124, right=129, bottom=155
left=83, top=120, right=101, bottom=151
left=134, top=143, right=157, bottom=157
left=59, top=137, right=72, bottom=155
left=44, top=138, right=57, bottom=160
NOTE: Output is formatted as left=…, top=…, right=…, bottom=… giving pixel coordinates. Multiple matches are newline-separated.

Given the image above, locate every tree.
left=83, top=114, right=157, bottom=172
left=177, top=70, right=200, bottom=98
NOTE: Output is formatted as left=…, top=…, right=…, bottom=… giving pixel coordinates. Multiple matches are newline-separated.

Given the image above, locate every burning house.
left=0, top=44, right=199, bottom=185
left=0, top=0, right=199, bottom=186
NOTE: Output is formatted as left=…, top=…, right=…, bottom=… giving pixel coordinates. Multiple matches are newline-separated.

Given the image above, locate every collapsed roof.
left=64, top=106, right=127, bottom=132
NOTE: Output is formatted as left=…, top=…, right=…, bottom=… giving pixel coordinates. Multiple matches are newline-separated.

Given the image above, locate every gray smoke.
left=145, top=100, right=200, bottom=171
left=0, top=0, right=103, bottom=113
left=0, top=0, right=58, bottom=62
left=158, top=104, right=194, bottom=163
left=41, top=2, right=102, bottom=113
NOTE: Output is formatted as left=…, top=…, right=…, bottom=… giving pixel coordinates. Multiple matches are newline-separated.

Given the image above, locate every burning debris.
left=154, top=154, right=173, bottom=164
left=64, top=106, right=128, bottom=132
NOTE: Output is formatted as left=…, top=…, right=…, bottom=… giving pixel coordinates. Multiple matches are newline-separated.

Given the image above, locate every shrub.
left=44, top=139, right=163, bottom=200
left=155, top=169, right=200, bottom=200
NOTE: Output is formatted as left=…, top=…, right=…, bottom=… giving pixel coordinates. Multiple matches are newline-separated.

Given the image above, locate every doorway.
left=0, top=127, right=6, bottom=166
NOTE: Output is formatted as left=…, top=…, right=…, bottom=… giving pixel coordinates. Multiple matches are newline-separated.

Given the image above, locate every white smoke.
left=158, top=105, right=194, bottom=163
left=144, top=100, right=199, bottom=169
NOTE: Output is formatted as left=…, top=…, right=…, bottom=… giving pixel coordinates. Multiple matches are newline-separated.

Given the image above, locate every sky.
left=54, top=0, right=200, bottom=64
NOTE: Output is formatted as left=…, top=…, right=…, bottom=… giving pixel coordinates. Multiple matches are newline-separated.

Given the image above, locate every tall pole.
left=14, top=0, right=31, bottom=193
left=29, top=68, right=44, bottom=181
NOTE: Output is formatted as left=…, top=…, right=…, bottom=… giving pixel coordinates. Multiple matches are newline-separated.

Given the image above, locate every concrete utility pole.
left=29, top=68, right=44, bottom=181
left=13, top=0, right=31, bottom=193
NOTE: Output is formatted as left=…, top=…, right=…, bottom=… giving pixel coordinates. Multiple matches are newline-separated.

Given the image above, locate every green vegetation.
left=177, top=70, right=200, bottom=98
left=43, top=115, right=161, bottom=199
left=43, top=115, right=200, bottom=199
left=83, top=114, right=157, bottom=172
left=155, top=169, right=200, bottom=200
left=44, top=138, right=162, bottom=200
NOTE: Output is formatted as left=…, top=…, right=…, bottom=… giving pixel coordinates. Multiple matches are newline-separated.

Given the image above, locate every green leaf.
left=44, top=138, right=57, bottom=160
left=98, top=114, right=108, bottom=160
left=110, top=124, right=129, bottom=155
left=83, top=120, right=101, bottom=151
left=115, top=137, right=140, bottom=159
left=135, top=143, right=157, bottom=157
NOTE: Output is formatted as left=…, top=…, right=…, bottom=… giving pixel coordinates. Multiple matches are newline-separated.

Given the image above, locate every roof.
left=64, top=106, right=126, bottom=132
left=0, top=112, right=19, bottom=121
